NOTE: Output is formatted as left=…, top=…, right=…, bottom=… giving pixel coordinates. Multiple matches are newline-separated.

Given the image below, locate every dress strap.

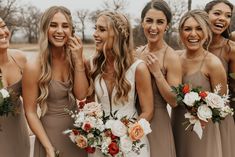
left=162, top=46, right=168, bottom=73
left=10, top=55, right=23, bottom=74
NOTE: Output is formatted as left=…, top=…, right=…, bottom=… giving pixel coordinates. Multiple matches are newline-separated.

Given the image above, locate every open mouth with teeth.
left=214, top=23, right=225, bottom=30
left=53, top=35, right=65, bottom=41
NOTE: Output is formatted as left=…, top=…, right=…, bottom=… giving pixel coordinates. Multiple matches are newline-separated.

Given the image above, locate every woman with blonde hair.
left=205, top=0, right=235, bottom=156
left=0, top=17, right=30, bottom=157
left=23, top=6, right=88, bottom=157
left=86, top=11, right=153, bottom=157
left=171, top=9, right=225, bottom=157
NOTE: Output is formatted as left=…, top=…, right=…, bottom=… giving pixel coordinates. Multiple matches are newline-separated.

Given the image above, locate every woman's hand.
left=68, top=35, right=83, bottom=61
left=146, top=53, right=162, bottom=78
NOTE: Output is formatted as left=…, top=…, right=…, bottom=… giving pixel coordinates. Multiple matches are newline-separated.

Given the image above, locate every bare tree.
left=102, top=0, right=129, bottom=12
left=21, top=5, right=41, bottom=43
left=188, top=0, right=192, bottom=11
left=0, top=0, right=23, bottom=40
left=75, top=9, right=89, bottom=42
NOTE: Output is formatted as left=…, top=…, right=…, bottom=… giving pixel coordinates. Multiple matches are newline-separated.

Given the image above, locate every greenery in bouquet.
left=64, top=100, right=152, bottom=156
left=172, top=84, right=233, bottom=139
left=0, top=79, right=18, bottom=117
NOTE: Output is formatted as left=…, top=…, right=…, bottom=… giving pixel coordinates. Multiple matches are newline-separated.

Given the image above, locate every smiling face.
left=180, top=17, right=205, bottom=52
left=47, top=12, right=72, bottom=48
left=208, top=2, right=232, bottom=36
left=142, top=9, right=168, bottom=44
left=0, top=18, right=10, bottom=50
left=93, top=15, right=114, bottom=53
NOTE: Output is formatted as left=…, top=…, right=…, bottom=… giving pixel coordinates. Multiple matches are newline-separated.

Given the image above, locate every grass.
left=9, top=43, right=95, bottom=59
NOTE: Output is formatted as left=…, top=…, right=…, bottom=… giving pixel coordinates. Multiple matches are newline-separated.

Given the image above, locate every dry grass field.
left=9, top=43, right=95, bottom=59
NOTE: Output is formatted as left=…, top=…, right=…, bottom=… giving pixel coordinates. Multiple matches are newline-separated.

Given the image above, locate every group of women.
left=0, top=0, right=235, bottom=157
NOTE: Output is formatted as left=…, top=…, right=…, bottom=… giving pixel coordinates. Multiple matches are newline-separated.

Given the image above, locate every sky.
left=17, top=0, right=235, bottom=37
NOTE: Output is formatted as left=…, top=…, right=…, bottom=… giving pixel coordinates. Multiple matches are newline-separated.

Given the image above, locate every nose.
left=150, top=22, right=157, bottom=30
left=56, top=25, right=63, bottom=33
left=93, top=30, right=98, bottom=38
left=190, top=29, right=197, bottom=36
left=0, top=28, right=4, bottom=35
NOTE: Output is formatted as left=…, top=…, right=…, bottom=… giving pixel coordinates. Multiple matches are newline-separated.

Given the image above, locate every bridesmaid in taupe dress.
left=171, top=10, right=225, bottom=157
left=137, top=1, right=182, bottom=157
left=22, top=6, right=88, bottom=157
left=0, top=17, right=30, bottom=157
left=205, top=1, right=235, bottom=157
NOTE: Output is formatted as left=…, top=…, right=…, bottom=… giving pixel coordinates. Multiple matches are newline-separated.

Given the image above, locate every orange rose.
left=75, top=135, right=88, bottom=148
left=128, top=123, right=144, bottom=141
left=199, top=91, right=207, bottom=99
left=182, top=84, right=190, bottom=94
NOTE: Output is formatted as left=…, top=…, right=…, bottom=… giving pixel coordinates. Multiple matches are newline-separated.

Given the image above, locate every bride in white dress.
left=86, top=11, right=154, bottom=157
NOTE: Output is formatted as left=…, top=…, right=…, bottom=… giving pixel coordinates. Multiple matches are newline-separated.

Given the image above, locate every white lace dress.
left=88, top=59, right=150, bottom=157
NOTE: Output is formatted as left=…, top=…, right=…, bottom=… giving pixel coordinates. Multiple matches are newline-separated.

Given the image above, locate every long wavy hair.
left=204, top=0, right=233, bottom=39
left=37, top=6, right=75, bottom=116
left=88, top=11, right=134, bottom=103
left=178, top=9, right=213, bottom=50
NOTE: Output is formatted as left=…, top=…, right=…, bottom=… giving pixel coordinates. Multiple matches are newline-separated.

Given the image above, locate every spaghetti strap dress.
left=33, top=80, right=87, bottom=157
left=0, top=56, right=30, bottom=157
left=214, top=46, right=235, bottom=157
left=171, top=53, right=223, bottom=157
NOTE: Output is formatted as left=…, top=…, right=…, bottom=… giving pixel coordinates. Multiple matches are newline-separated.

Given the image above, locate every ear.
left=165, top=25, right=169, bottom=32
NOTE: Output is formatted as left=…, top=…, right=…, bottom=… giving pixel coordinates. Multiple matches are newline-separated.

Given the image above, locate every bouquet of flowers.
left=64, top=100, right=152, bottom=156
left=0, top=79, right=18, bottom=116
left=64, top=100, right=105, bottom=153
left=99, top=113, right=151, bottom=156
left=172, top=84, right=234, bottom=139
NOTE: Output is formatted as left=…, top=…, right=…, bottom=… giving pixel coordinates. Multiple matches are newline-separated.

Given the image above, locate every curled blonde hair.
left=178, top=9, right=212, bottom=50
left=88, top=11, right=134, bottom=103
left=37, top=6, right=75, bottom=116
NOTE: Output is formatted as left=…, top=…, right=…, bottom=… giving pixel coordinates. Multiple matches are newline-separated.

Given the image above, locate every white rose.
left=0, top=89, right=10, bottom=98
left=120, top=135, right=133, bottom=153
left=205, top=93, right=225, bottom=109
left=138, top=118, right=152, bottom=135
left=197, top=105, right=212, bottom=122
left=110, top=120, right=127, bottom=137
left=105, top=120, right=115, bottom=129
left=183, top=92, right=201, bottom=107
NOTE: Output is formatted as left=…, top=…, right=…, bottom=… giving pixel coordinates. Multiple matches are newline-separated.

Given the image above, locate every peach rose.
left=75, top=135, right=88, bottom=148
left=128, top=123, right=144, bottom=141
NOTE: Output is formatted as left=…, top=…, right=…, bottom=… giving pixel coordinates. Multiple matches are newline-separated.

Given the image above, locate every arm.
left=208, top=56, right=227, bottom=94
left=22, top=60, right=55, bottom=157
left=135, top=62, right=154, bottom=121
left=68, top=35, right=89, bottom=100
left=146, top=50, right=182, bottom=107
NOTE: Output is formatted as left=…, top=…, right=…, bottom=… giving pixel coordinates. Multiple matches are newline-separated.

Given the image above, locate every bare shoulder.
left=166, top=47, right=182, bottom=60
left=205, top=52, right=223, bottom=70
left=135, top=60, right=148, bottom=75
left=8, top=49, right=27, bottom=67
left=228, top=40, right=235, bottom=52
left=23, top=56, right=41, bottom=80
